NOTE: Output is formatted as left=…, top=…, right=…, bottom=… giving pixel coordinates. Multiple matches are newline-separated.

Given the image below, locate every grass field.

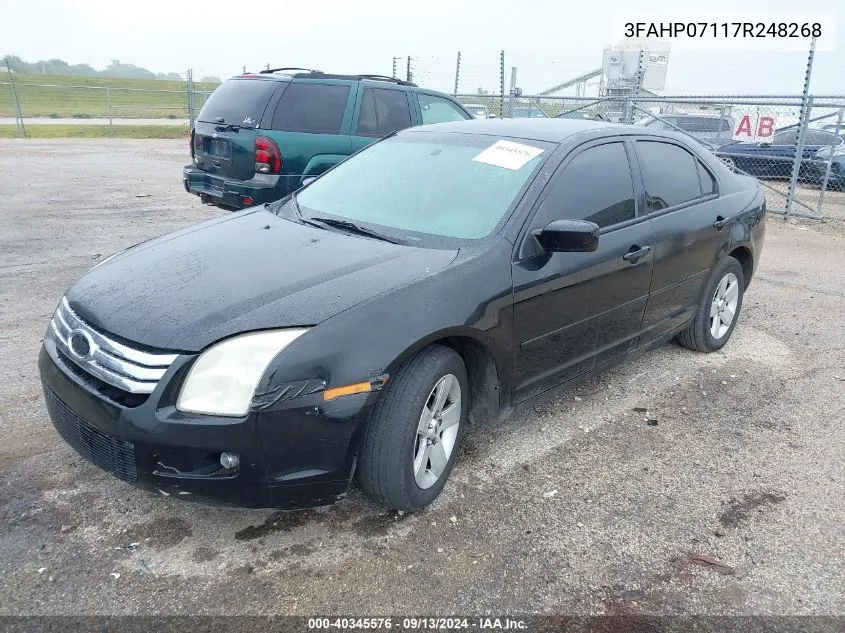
left=0, top=124, right=190, bottom=139
left=0, top=73, right=219, bottom=119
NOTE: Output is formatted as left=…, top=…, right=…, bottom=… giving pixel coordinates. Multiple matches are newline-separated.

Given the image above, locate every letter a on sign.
left=734, top=115, right=753, bottom=139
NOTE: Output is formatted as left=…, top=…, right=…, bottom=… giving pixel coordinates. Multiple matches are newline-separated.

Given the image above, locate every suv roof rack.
left=259, top=67, right=323, bottom=74
left=257, top=68, right=417, bottom=87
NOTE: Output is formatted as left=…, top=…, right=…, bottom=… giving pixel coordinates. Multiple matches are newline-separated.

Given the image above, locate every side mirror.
left=534, top=219, right=600, bottom=253
left=301, top=176, right=317, bottom=187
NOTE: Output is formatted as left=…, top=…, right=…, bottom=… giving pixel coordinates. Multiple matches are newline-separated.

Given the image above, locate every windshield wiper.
left=309, top=216, right=399, bottom=244
left=213, top=117, right=240, bottom=132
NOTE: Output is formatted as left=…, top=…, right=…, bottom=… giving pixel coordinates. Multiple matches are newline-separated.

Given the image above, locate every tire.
left=357, top=345, right=468, bottom=512
left=677, top=256, right=745, bottom=353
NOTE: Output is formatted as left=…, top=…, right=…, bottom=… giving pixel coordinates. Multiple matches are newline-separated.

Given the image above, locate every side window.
left=271, top=83, right=350, bottom=134
left=805, top=130, right=838, bottom=146
left=773, top=130, right=797, bottom=145
left=418, top=94, right=471, bottom=124
left=356, top=88, right=412, bottom=137
left=697, top=161, right=716, bottom=196
left=534, top=142, right=635, bottom=230
left=637, top=141, right=703, bottom=211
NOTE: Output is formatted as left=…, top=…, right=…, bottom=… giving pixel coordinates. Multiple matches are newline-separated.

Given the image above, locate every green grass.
left=0, top=124, right=190, bottom=139
left=0, top=73, right=219, bottom=118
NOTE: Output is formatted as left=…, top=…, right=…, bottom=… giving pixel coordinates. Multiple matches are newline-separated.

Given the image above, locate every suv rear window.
left=271, top=83, right=350, bottom=134
left=197, top=79, right=277, bottom=128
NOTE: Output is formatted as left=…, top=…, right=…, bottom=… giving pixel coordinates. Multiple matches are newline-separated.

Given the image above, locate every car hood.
left=65, top=208, right=458, bottom=352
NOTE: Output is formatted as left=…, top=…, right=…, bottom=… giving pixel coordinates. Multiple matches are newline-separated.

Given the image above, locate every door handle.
left=713, top=216, right=730, bottom=230
left=622, top=245, right=651, bottom=263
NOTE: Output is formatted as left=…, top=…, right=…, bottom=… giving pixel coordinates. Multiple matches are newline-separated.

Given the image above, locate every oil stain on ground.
left=719, top=490, right=786, bottom=527
left=121, top=516, right=193, bottom=549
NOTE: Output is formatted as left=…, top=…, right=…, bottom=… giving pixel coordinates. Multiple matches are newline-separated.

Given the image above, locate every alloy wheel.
left=710, top=272, right=739, bottom=339
left=413, top=374, right=461, bottom=489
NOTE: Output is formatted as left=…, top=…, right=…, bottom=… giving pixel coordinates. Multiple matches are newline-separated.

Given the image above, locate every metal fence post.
left=816, top=105, right=844, bottom=217
left=507, top=67, right=517, bottom=118
left=453, top=51, right=461, bottom=96
left=4, top=58, right=26, bottom=138
left=187, top=69, right=195, bottom=129
left=499, top=50, right=505, bottom=118
left=785, top=37, right=816, bottom=220
left=106, top=87, right=112, bottom=127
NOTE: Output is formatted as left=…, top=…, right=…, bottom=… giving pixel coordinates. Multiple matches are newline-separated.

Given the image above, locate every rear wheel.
left=358, top=345, right=467, bottom=511
left=677, top=256, right=745, bottom=352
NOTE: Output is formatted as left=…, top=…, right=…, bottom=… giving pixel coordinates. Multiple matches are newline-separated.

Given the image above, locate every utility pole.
left=406, top=56, right=413, bottom=83
left=392, top=57, right=399, bottom=79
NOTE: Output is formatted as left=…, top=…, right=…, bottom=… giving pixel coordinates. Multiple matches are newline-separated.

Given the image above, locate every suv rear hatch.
left=192, top=77, right=284, bottom=180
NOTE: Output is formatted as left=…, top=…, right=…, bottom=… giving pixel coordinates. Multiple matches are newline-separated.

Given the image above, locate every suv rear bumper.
left=183, top=166, right=295, bottom=209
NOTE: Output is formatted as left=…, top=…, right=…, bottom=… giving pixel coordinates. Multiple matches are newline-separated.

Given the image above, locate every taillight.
left=255, top=136, right=282, bottom=174
left=191, top=130, right=202, bottom=162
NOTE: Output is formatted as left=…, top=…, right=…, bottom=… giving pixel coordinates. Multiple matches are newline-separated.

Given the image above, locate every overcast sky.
left=1, top=0, right=842, bottom=95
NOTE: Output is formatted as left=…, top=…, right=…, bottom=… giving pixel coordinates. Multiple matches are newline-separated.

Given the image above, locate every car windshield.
left=295, top=132, right=551, bottom=243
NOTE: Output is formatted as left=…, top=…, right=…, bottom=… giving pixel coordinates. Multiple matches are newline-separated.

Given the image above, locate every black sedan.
left=39, top=119, right=766, bottom=512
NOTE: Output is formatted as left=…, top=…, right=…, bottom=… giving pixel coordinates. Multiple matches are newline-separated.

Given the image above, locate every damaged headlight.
left=176, top=329, right=309, bottom=417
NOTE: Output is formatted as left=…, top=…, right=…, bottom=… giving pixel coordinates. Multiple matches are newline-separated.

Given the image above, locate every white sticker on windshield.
left=472, top=140, right=544, bottom=170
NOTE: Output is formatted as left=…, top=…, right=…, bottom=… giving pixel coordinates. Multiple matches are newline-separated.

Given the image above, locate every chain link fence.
left=3, top=61, right=844, bottom=220
left=0, top=70, right=216, bottom=130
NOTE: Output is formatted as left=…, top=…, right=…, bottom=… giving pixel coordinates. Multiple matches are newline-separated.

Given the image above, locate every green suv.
left=183, top=69, right=474, bottom=210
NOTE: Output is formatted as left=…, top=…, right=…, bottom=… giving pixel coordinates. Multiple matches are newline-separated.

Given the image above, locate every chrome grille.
left=49, top=297, right=177, bottom=394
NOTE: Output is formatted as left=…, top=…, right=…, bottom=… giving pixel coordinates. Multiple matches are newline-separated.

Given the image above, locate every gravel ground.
left=0, top=139, right=843, bottom=618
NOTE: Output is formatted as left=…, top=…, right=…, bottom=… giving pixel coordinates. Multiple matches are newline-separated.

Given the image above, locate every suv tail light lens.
left=255, top=137, right=281, bottom=174
left=191, top=130, right=201, bottom=162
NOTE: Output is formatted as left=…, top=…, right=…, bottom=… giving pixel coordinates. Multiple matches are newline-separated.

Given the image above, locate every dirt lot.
left=0, top=140, right=843, bottom=618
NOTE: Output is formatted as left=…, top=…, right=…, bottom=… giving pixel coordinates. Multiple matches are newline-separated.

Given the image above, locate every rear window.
left=197, top=79, right=277, bottom=128
left=271, top=83, right=350, bottom=134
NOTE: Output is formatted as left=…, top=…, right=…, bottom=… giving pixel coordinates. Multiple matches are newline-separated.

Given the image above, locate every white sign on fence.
left=732, top=113, right=778, bottom=142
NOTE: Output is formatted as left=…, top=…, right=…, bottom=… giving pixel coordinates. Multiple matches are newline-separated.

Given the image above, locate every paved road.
left=0, top=117, right=188, bottom=126
left=0, top=140, right=843, bottom=619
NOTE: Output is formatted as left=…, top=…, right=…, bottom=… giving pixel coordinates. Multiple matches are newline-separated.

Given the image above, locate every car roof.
left=402, top=118, right=618, bottom=143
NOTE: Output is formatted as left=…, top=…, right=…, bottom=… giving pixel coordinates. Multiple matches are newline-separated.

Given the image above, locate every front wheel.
left=677, top=256, right=745, bottom=352
left=357, top=345, right=468, bottom=511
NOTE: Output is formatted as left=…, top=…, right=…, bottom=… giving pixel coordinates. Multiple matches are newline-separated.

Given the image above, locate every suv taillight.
left=255, top=136, right=281, bottom=174
left=191, top=129, right=201, bottom=162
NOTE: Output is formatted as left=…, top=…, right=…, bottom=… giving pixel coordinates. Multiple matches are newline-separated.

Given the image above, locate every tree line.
left=3, top=55, right=221, bottom=83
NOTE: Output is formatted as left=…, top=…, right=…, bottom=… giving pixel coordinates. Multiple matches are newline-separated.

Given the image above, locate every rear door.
left=511, top=139, right=654, bottom=403
left=193, top=78, right=281, bottom=180
left=349, top=85, right=414, bottom=154
left=266, top=80, right=356, bottom=182
left=634, top=139, right=732, bottom=343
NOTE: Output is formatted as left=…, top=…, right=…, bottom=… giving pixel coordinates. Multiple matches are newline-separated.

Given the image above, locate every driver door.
left=511, top=139, right=654, bottom=404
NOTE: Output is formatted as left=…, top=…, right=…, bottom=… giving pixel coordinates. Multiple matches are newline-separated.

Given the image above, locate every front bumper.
left=39, top=338, right=369, bottom=509
left=182, top=166, right=300, bottom=210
